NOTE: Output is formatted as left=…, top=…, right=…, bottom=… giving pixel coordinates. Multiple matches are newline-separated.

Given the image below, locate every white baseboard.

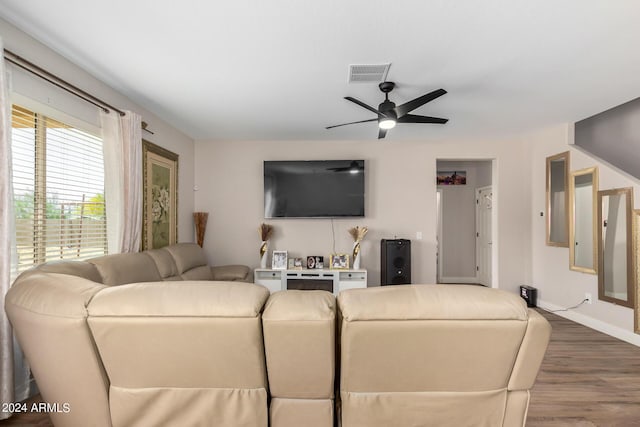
left=537, top=299, right=640, bottom=347
left=439, top=276, right=479, bottom=284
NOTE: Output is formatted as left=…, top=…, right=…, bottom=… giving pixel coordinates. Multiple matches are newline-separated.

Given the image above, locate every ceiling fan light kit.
left=379, top=117, right=396, bottom=130
left=327, top=81, right=448, bottom=139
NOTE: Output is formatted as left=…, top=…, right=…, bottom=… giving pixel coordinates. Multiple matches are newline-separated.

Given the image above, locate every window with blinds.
left=11, top=104, right=107, bottom=275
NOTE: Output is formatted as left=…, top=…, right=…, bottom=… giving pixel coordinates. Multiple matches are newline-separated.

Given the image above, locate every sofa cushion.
left=34, top=260, right=103, bottom=283
left=263, top=290, right=335, bottom=321
left=338, top=284, right=528, bottom=321
left=7, top=272, right=106, bottom=318
left=270, top=398, right=333, bottom=427
left=161, top=243, right=209, bottom=275
left=181, top=265, right=213, bottom=281
left=89, top=252, right=162, bottom=286
left=336, top=284, right=547, bottom=427
left=263, top=291, right=336, bottom=400
left=109, top=387, right=268, bottom=427
left=87, top=281, right=269, bottom=317
left=337, top=285, right=531, bottom=393
left=211, top=265, right=251, bottom=281
left=86, top=281, right=270, bottom=427
left=145, top=248, right=180, bottom=280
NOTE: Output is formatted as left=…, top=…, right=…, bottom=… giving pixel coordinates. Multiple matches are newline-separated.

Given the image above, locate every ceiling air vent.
left=348, top=63, right=391, bottom=83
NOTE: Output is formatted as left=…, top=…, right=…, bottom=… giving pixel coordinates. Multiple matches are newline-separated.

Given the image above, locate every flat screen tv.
left=264, top=160, right=365, bottom=218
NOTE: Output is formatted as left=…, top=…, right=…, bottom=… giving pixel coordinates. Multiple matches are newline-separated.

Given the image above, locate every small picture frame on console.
left=307, top=256, right=324, bottom=269
left=272, top=250, right=288, bottom=270
left=330, top=253, right=349, bottom=270
left=293, top=257, right=304, bottom=269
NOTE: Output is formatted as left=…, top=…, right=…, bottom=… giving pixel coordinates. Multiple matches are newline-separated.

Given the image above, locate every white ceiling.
left=2, top=0, right=640, bottom=142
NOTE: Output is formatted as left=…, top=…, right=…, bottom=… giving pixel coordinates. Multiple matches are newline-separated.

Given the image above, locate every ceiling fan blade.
left=397, top=114, right=448, bottom=124
left=394, top=89, right=447, bottom=117
left=378, top=128, right=387, bottom=139
left=325, top=118, right=378, bottom=129
left=344, top=97, right=386, bottom=117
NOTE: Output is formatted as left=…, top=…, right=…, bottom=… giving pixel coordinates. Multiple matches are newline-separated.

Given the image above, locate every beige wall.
left=0, top=18, right=196, bottom=244
left=195, top=137, right=531, bottom=291
left=526, top=124, right=640, bottom=346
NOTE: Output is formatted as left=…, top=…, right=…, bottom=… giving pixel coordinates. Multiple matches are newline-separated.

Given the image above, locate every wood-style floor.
left=527, top=309, right=640, bottom=427
left=1, top=309, right=639, bottom=426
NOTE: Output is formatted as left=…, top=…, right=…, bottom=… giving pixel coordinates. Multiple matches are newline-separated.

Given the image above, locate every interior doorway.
left=436, top=160, right=493, bottom=286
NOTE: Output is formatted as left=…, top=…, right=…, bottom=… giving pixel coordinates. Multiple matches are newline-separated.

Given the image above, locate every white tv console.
left=254, top=268, right=367, bottom=295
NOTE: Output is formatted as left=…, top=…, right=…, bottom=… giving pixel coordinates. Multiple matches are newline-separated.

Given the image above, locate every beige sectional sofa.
left=5, top=243, right=550, bottom=427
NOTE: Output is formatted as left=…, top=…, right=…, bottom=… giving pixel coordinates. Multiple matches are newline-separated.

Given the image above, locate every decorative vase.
left=260, top=241, right=268, bottom=268
left=352, top=241, right=361, bottom=270
left=193, top=212, right=209, bottom=248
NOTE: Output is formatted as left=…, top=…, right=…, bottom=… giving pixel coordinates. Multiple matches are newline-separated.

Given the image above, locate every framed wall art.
left=142, top=140, right=179, bottom=250
left=437, top=170, right=466, bottom=185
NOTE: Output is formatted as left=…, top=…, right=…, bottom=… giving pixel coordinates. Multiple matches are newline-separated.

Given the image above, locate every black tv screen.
left=264, top=160, right=365, bottom=218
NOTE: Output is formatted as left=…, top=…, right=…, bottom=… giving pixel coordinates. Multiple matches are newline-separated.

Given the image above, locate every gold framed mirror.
left=634, top=209, right=640, bottom=334
left=569, top=167, right=598, bottom=274
left=597, top=188, right=634, bottom=308
left=546, top=151, right=570, bottom=247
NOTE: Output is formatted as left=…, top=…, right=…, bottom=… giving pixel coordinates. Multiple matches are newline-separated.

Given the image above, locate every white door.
left=436, top=189, right=443, bottom=283
left=475, top=186, right=492, bottom=286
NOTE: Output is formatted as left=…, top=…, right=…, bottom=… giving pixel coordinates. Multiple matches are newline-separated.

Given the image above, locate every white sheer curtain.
left=101, top=110, right=143, bottom=254
left=1, top=37, right=16, bottom=420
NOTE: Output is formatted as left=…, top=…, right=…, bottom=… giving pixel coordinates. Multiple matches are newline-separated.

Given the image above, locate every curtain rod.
left=3, top=48, right=125, bottom=116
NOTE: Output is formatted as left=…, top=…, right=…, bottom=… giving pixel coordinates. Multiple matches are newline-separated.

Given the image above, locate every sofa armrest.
left=508, top=309, right=552, bottom=391
left=263, top=290, right=336, bottom=427
left=262, top=290, right=336, bottom=397
left=5, top=272, right=112, bottom=427
left=211, top=264, right=251, bottom=282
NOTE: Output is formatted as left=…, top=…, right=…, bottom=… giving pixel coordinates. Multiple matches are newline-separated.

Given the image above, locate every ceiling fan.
left=326, top=82, right=448, bottom=139
left=326, top=160, right=364, bottom=173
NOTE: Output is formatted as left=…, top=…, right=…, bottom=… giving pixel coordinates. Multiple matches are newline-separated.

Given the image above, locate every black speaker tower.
left=380, top=239, right=411, bottom=285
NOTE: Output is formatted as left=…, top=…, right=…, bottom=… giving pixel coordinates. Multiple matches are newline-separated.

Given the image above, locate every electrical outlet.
left=585, top=293, right=592, bottom=304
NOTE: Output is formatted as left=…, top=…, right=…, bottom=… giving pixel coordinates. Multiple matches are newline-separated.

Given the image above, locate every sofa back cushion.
left=34, top=260, right=103, bottom=283
left=87, top=281, right=270, bottom=426
left=337, top=285, right=536, bottom=427
left=338, top=285, right=529, bottom=392
left=263, top=290, right=336, bottom=398
left=263, top=290, right=336, bottom=427
left=89, top=252, right=162, bottom=286
left=161, top=243, right=213, bottom=280
left=145, top=247, right=181, bottom=280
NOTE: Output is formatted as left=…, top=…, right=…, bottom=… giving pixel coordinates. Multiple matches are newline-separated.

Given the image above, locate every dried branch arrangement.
left=259, top=223, right=274, bottom=241
left=348, top=226, right=368, bottom=243
left=193, top=212, right=209, bottom=247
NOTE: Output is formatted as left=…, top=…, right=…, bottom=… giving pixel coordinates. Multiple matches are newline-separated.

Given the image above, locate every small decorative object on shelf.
left=330, top=253, right=350, bottom=270
left=348, top=226, right=368, bottom=269
left=293, top=257, right=304, bottom=269
left=259, top=223, right=274, bottom=269
left=272, top=250, right=288, bottom=270
left=193, top=212, right=209, bottom=248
